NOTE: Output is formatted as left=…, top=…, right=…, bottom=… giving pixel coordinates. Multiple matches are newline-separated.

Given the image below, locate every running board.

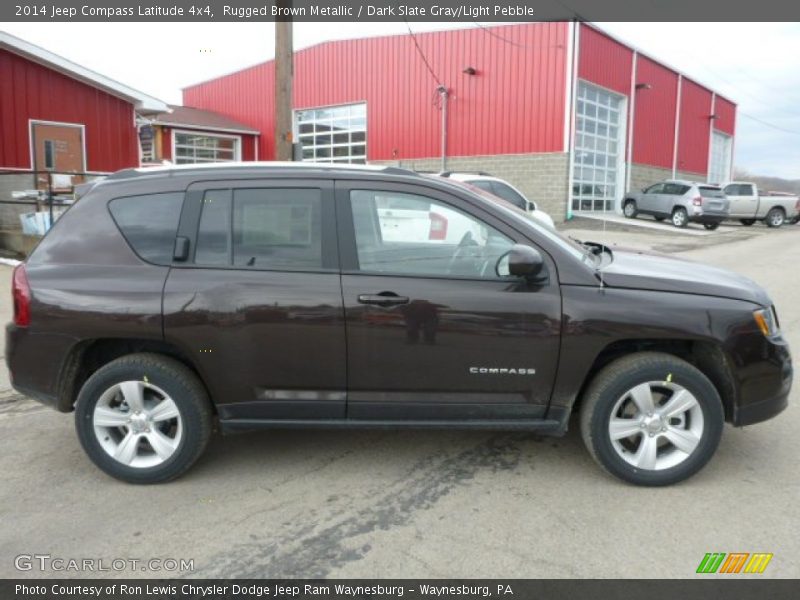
left=219, top=418, right=564, bottom=434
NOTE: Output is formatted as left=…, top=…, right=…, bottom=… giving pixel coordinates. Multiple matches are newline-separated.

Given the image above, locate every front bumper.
left=731, top=335, right=792, bottom=426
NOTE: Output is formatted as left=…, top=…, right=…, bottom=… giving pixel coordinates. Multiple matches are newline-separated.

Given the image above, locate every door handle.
left=357, top=292, right=410, bottom=307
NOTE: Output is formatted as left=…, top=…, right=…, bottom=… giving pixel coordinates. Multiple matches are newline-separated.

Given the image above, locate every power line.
left=472, top=22, right=529, bottom=49
left=404, top=20, right=441, bottom=86
left=739, top=112, right=800, bottom=136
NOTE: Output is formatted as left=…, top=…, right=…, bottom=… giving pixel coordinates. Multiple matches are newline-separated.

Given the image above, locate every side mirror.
left=496, top=244, right=545, bottom=278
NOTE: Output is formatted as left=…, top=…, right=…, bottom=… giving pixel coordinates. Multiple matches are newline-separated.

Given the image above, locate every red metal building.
left=184, top=22, right=736, bottom=221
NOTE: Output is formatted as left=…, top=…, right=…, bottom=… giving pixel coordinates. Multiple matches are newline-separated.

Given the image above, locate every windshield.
left=435, top=177, right=593, bottom=264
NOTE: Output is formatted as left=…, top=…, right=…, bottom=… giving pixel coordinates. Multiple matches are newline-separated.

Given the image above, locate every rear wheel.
left=623, top=199, right=638, bottom=219
left=75, top=353, right=212, bottom=484
left=703, top=222, right=720, bottom=231
left=740, top=219, right=756, bottom=226
left=766, top=207, right=785, bottom=228
left=579, top=352, right=724, bottom=486
left=671, top=207, right=688, bottom=228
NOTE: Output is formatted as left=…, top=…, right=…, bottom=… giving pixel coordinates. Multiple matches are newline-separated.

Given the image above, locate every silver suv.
left=623, top=180, right=730, bottom=230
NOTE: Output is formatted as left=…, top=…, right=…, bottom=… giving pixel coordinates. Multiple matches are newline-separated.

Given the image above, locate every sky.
left=2, top=21, right=799, bottom=179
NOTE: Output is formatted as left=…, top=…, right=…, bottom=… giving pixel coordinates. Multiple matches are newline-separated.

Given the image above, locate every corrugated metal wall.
left=714, top=96, right=736, bottom=136
left=577, top=24, right=737, bottom=178
left=677, top=79, right=713, bottom=175
left=0, top=49, right=137, bottom=172
left=578, top=26, right=633, bottom=96
left=184, top=22, right=569, bottom=161
left=632, top=55, right=679, bottom=170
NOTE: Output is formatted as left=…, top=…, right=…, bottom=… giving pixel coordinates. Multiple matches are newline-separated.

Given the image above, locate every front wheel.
left=623, top=199, right=638, bottom=219
left=671, top=207, right=689, bottom=228
left=75, top=353, right=213, bottom=484
left=703, top=222, right=720, bottom=231
left=766, top=207, right=785, bottom=228
left=579, top=352, right=724, bottom=486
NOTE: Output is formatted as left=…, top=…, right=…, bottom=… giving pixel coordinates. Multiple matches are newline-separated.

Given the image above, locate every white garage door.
left=572, top=82, right=626, bottom=212
left=708, top=131, right=732, bottom=184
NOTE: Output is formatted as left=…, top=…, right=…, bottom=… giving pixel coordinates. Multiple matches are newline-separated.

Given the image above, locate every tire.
left=671, top=207, right=688, bottom=228
left=766, top=207, right=785, bottom=228
left=579, top=352, right=724, bottom=486
left=740, top=219, right=756, bottom=227
left=622, top=199, right=638, bottom=219
left=703, top=222, right=719, bottom=231
left=654, top=217, right=665, bottom=222
left=75, top=353, right=213, bottom=484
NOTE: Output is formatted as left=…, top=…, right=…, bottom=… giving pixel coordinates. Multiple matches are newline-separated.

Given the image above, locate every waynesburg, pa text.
left=16, top=583, right=513, bottom=597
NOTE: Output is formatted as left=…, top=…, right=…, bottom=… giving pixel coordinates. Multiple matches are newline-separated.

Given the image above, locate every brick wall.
left=372, top=152, right=570, bottom=222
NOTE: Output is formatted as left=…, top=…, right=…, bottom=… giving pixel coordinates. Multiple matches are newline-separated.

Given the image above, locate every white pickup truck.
left=722, top=182, right=800, bottom=228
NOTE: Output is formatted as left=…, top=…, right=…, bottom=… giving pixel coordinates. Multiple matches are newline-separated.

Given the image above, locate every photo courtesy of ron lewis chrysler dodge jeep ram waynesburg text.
left=5, top=164, right=792, bottom=486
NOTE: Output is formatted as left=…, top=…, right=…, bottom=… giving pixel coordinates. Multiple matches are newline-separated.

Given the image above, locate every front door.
left=336, top=181, right=562, bottom=421
left=163, top=179, right=347, bottom=421
left=639, top=183, right=664, bottom=212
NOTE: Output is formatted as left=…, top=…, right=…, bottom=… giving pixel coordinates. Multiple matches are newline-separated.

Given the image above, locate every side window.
left=724, top=184, right=740, bottom=195
left=195, top=189, right=231, bottom=266
left=350, top=190, right=514, bottom=279
left=645, top=183, right=664, bottom=194
left=232, top=188, right=322, bottom=270
left=109, top=192, right=183, bottom=265
left=489, top=182, right=529, bottom=211
left=741, top=184, right=754, bottom=196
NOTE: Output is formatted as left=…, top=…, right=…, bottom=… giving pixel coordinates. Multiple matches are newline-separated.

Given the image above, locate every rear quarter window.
left=698, top=187, right=725, bottom=199
left=108, top=193, right=184, bottom=265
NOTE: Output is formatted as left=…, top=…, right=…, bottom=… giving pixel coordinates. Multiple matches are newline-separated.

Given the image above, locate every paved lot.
left=1, top=221, right=798, bottom=579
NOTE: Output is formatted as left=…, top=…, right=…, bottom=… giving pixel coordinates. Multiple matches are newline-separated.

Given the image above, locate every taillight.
left=429, top=212, right=448, bottom=240
left=12, top=264, right=31, bottom=327
left=795, top=199, right=800, bottom=211
left=693, top=196, right=703, bottom=206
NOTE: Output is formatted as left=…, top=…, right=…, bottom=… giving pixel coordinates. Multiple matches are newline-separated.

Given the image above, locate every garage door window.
left=174, top=131, right=240, bottom=164
left=573, top=82, right=626, bottom=212
left=709, top=131, right=732, bottom=184
left=295, top=103, right=367, bottom=164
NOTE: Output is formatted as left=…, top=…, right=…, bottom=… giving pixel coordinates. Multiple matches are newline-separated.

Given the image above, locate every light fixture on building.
left=463, top=66, right=477, bottom=76
left=709, top=114, right=720, bottom=120
left=635, top=83, right=652, bottom=91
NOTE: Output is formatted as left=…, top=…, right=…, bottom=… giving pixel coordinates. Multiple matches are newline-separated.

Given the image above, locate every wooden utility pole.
left=274, top=4, right=294, bottom=161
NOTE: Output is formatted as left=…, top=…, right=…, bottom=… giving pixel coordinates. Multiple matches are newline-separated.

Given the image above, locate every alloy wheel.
left=607, top=381, right=704, bottom=471
left=93, top=381, right=183, bottom=468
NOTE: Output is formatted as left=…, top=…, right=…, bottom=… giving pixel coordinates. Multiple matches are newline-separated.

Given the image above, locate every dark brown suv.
left=5, top=164, right=792, bottom=485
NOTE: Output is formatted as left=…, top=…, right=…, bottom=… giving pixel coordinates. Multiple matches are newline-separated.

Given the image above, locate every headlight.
left=753, top=306, right=780, bottom=337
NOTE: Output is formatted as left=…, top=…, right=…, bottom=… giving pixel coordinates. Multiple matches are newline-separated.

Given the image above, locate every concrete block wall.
left=628, top=164, right=707, bottom=195
left=372, top=152, right=570, bottom=222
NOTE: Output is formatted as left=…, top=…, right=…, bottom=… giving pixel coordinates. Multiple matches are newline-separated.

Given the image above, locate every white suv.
left=438, top=172, right=556, bottom=229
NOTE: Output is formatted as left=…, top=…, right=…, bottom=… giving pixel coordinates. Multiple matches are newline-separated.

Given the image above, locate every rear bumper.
left=689, top=211, right=727, bottom=224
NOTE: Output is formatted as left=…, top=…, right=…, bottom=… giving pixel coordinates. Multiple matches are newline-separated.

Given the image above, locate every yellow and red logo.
left=696, top=552, right=773, bottom=574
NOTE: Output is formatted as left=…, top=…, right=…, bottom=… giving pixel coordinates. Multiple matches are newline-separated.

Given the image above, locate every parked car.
left=437, top=171, right=556, bottom=229
left=6, top=163, right=791, bottom=486
left=622, top=181, right=730, bottom=229
left=721, top=182, right=800, bottom=228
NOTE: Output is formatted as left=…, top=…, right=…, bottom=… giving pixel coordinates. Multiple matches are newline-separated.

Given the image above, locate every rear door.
left=336, top=180, right=562, bottom=421
left=162, top=178, right=347, bottom=421
left=723, top=183, right=756, bottom=217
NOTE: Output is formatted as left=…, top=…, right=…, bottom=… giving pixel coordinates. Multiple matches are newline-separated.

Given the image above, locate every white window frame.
left=572, top=81, right=628, bottom=213
left=28, top=119, right=87, bottom=173
left=171, top=129, right=241, bottom=165
left=708, top=130, right=732, bottom=185
left=293, top=101, right=367, bottom=164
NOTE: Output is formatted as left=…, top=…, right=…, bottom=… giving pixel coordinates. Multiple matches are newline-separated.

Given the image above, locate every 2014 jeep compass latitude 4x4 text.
left=6, top=164, right=792, bottom=485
